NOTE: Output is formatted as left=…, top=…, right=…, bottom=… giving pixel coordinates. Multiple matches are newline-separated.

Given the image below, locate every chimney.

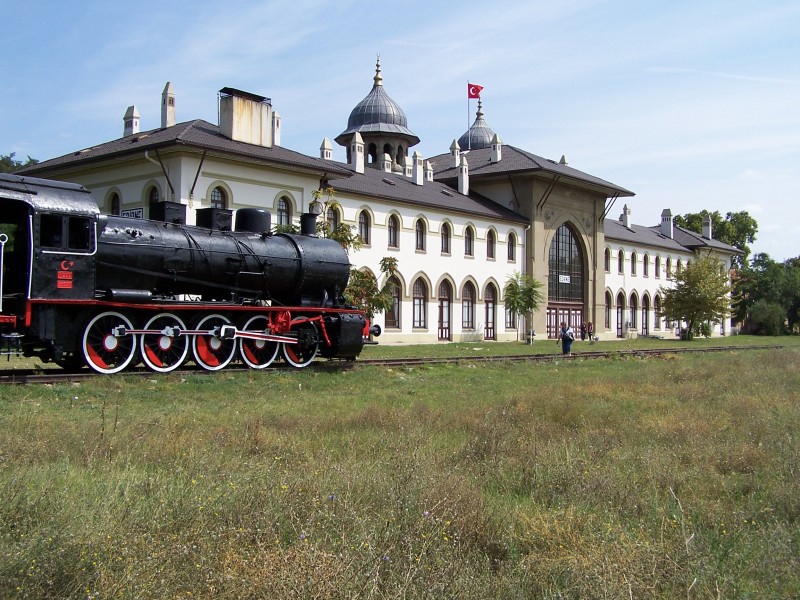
left=412, top=151, right=424, bottom=185
left=123, top=105, right=140, bottom=136
left=702, top=213, right=713, bottom=239
left=161, top=82, right=175, bottom=128
left=450, top=139, right=460, bottom=169
left=272, top=111, right=281, bottom=146
left=219, top=87, right=273, bottom=147
left=458, top=155, right=469, bottom=195
left=490, top=134, right=502, bottom=163
left=559, top=154, right=568, bottom=165
left=425, top=160, right=434, bottom=182
left=320, top=138, right=333, bottom=160
left=660, top=209, right=673, bottom=239
left=381, top=152, right=392, bottom=173
left=620, top=204, right=631, bottom=229
left=350, top=132, right=365, bottom=174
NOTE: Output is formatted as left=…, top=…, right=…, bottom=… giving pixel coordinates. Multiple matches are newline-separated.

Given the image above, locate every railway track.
left=0, top=344, right=784, bottom=385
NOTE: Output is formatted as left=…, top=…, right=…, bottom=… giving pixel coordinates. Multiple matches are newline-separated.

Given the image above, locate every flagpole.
left=466, top=81, right=471, bottom=150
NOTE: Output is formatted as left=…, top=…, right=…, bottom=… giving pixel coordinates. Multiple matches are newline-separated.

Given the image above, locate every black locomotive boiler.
left=0, top=173, right=378, bottom=373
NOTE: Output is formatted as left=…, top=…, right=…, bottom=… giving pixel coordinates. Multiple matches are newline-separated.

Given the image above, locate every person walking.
left=559, top=321, right=575, bottom=355
left=580, top=322, right=587, bottom=341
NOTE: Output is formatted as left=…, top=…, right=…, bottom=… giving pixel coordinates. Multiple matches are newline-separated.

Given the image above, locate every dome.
left=334, top=59, right=419, bottom=147
left=457, top=100, right=497, bottom=150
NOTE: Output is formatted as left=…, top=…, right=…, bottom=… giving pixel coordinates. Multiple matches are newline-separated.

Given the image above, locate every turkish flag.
left=467, top=83, right=483, bottom=99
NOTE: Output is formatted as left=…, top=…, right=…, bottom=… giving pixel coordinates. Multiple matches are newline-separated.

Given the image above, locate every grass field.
left=1, top=338, right=798, bottom=598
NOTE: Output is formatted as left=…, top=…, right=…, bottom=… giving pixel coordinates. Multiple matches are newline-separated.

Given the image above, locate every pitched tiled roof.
left=430, top=145, right=634, bottom=197
left=326, top=164, right=528, bottom=224
left=20, top=120, right=353, bottom=179
left=669, top=226, right=742, bottom=254
left=604, top=218, right=688, bottom=252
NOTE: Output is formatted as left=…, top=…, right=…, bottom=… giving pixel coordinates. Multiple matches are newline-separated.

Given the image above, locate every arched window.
left=210, top=186, right=227, bottom=209
left=413, top=279, right=427, bottom=328
left=464, top=227, right=474, bottom=256
left=654, top=295, right=662, bottom=330
left=616, top=292, right=625, bottom=338
left=618, top=249, right=624, bottom=274
left=147, top=186, right=160, bottom=218
left=642, top=294, right=650, bottom=336
left=666, top=257, right=673, bottom=277
left=277, top=197, right=291, bottom=226
left=643, top=254, right=649, bottom=277
left=631, top=251, right=638, bottom=276
left=358, top=211, right=370, bottom=244
left=438, top=281, right=452, bottom=340
left=655, top=256, right=661, bottom=278
left=605, top=291, right=613, bottom=329
left=388, top=215, right=399, bottom=248
left=676, top=259, right=683, bottom=275
left=507, top=233, right=516, bottom=261
left=486, top=230, right=495, bottom=259
left=110, top=193, right=121, bottom=216
left=385, top=276, right=401, bottom=329
left=505, top=306, right=517, bottom=330
left=629, top=293, right=638, bottom=330
left=415, top=219, right=426, bottom=251
left=548, top=225, right=583, bottom=303
left=484, top=284, right=497, bottom=340
left=441, top=223, right=451, bottom=254
left=462, top=282, right=475, bottom=329
left=326, top=206, right=339, bottom=231
left=604, top=248, right=611, bottom=272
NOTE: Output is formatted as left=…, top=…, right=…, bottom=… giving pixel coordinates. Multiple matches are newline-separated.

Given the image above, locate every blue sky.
left=4, top=0, right=799, bottom=260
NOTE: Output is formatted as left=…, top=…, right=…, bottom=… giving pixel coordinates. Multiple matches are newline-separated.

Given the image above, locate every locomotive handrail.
left=0, top=232, right=7, bottom=312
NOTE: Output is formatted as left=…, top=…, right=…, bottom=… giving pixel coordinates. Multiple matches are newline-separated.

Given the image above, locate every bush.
left=744, top=300, right=785, bottom=335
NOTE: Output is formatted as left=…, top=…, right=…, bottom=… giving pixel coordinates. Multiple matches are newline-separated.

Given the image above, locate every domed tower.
left=335, top=58, right=420, bottom=172
left=458, top=99, right=497, bottom=150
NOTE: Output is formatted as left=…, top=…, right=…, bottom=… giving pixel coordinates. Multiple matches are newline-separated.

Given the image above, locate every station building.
left=22, top=61, right=739, bottom=342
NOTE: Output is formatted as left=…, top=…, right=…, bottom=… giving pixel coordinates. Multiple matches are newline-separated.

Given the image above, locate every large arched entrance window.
left=438, top=281, right=452, bottom=341
left=484, top=284, right=497, bottom=340
left=547, top=224, right=585, bottom=338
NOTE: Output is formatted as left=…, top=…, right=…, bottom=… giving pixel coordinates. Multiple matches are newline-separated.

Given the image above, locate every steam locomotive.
left=0, top=173, right=379, bottom=373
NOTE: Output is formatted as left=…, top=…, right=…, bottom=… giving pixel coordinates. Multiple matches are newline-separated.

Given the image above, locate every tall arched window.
left=486, top=230, right=496, bottom=259
left=210, top=186, right=227, bottom=209
left=631, top=251, right=638, bottom=276
left=388, top=215, right=399, bottom=248
left=605, top=291, right=613, bottom=329
left=604, top=248, right=611, bottom=272
left=438, top=281, right=452, bottom=340
left=110, top=193, right=121, bottom=216
left=484, top=284, right=497, bottom=340
left=618, top=250, right=624, bottom=274
left=655, top=256, right=661, bottom=278
left=666, top=257, right=673, bottom=277
left=642, top=294, right=650, bottom=336
left=629, top=293, right=638, bottom=330
left=676, top=259, right=683, bottom=275
left=643, top=254, right=649, bottom=277
left=326, top=206, right=339, bottom=231
left=148, top=186, right=160, bottom=218
left=277, top=197, right=291, bottom=226
left=462, top=282, right=475, bottom=329
left=616, top=292, right=625, bottom=338
left=415, top=219, right=426, bottom=251
left=441, top=223, right=451, bottom=254
left=413, top=279, right=427, bottom=328
left=464, top=227, right=474, bottom=256
left=507, top=233, right=516, bottom=261
left=358, top=211, right=370, bottom=244
left=547, top=224, right=585, bottom=339
left=385, top=276, right=401, bottom=329
left=654, top=295, right=662, bottom=330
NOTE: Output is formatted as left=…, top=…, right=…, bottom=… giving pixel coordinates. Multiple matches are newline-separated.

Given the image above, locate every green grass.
left=1, top=344, right=799, bottom=598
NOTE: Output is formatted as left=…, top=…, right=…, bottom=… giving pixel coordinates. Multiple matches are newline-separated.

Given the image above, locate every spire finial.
left=374, top=55, right=383, bottom=86
left=476, top=98, right=484, bottom=118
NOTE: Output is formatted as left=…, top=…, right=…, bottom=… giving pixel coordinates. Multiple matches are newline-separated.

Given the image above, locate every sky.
left=4, top=0, right=799, bottom=261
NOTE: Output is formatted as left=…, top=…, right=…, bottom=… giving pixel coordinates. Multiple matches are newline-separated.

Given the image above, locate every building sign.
left=558, top=275, right=571, bottom=284
left=121, top=208, right=144, bottom=219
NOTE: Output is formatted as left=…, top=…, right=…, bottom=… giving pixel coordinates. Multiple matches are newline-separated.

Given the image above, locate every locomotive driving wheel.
left=239, top=315, right=280, bottom=369
left=140, top=313, right=189, bottom=373
left=82, top=311, right=137, bottom=374
left=281, top=323, right=319, bottom=368
left=192, top=314, right=237, bottom=371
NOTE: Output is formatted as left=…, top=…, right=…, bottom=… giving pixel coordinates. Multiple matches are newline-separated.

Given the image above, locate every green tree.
left=659, top=254, right=730, bottom=340
left=503, top=272, right=544, bottom=343
left=674, top=210, right=758, bottom=268
left=0, top=152, right=38, bottom=173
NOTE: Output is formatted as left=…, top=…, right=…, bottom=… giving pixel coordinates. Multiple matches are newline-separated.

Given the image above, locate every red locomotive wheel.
left=82, top=311, right=137, bottom=374
left=239, top=315, right=280, bottom=369
left=281, top=324, right=319, bottom=368
left=140, top=313, right=189, bottom=373
left=192, top=314, right=237, bottom=371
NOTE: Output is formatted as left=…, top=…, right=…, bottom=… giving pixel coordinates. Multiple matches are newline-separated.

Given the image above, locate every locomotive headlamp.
left=308, top=199, right=323, bottom=215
